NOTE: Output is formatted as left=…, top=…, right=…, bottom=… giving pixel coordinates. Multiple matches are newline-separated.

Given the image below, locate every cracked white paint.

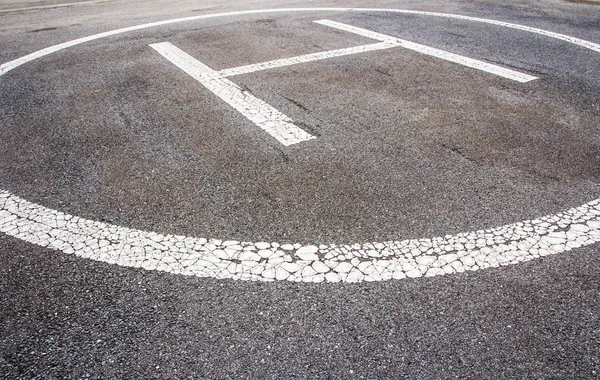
left=1, top=8, right=599, bottom=282
left=0, top=191, right=599, bottom=282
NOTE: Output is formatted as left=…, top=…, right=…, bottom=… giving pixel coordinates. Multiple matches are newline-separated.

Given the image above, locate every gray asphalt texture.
left=1, top=0, right=599, bottom=378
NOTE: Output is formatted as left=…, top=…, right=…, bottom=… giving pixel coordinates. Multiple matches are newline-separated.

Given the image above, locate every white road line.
left=1, top=8, right=600, bottom=283
left=152, top=18, right=533, bottom=147
left=0, top=190, right=599, bottom=282
left=315, top=20, right=538, bottom=83
left=150, top=42, right=315, bottom=146
left=1, top=8, right=599, bottom=78
left=219, top=41, right=401, bottom=77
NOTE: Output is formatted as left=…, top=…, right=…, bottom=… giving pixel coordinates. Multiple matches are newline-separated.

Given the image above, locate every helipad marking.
left=153, top=26, right=402, bottom=145
left=218, top=41, right=401, bottom=77
left=315, top=20, right=537, bottom=83
left=1, top=8, right=599, bottom=282
left=1, top=8, right=599, bottom=78
left=218, top=20, right=535, bottom=82
left=152, top=19, right=534, bottom=145
left=150, top=42, right=314, bottom=146
left=0, top=191, right=599, bottom=282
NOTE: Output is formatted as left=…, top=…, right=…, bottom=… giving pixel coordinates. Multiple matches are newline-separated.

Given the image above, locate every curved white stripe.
left=1, top=8, right=599, bottom=282
left=0, top=191, right=599, bottom=282
left=1, top=8, right=599, bottom=77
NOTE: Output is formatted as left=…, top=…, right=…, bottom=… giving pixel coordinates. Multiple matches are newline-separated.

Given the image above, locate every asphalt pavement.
left=0, top=0, right=599, bottom=378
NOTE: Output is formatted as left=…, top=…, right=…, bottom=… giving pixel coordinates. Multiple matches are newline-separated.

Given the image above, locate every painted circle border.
left=0, top=8, right=599, bottom=283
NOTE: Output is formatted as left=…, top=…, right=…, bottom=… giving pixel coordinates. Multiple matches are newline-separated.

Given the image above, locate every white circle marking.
left=1, top=8, right=599, bottom=282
